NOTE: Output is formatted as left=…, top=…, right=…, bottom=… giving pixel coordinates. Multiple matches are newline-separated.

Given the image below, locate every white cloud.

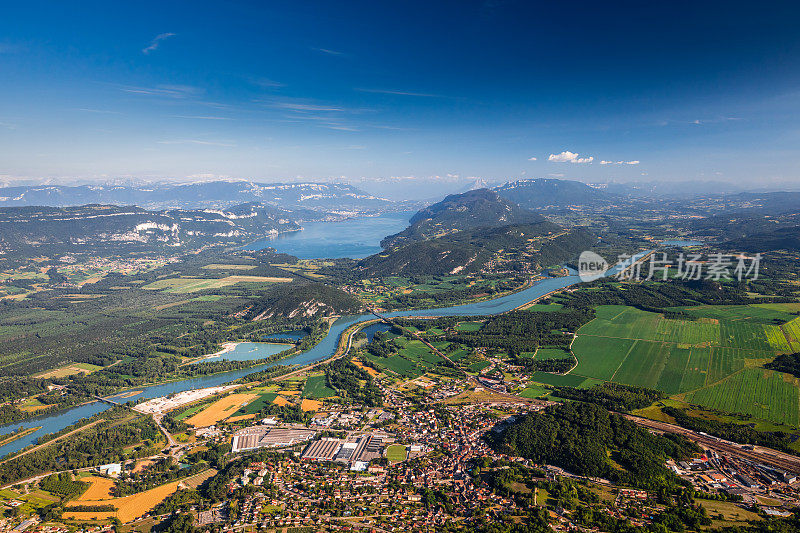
left=528, top=156, right=537, bottom=161
left=548, top=151, right=593, bottom=164
left=142, top=33, right=176, bottom=54
left=601, top=159, right=639, bottom=165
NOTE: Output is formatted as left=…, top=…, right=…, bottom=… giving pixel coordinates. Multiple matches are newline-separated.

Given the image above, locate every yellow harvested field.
left=65, top=470, right=216, bottom=523
left=352, top=360, right=379, bottom=377
left=301, top=399, right=323, bottom=412
left=185, top=393, right=258, bottom=427
left=77, top=476, right=115, bottom=501
left=20, top=404, right=51, bottom=412
left=225, top=413, right=255, bottom=423
left=272, top=395, right=289, bottom=407
left=277, top=390, right=300, bottom=396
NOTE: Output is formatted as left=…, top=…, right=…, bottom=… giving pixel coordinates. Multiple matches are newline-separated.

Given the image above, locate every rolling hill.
left=493, top=178, right=620, bottom=209
left=380, top=188, right=553, bottom=249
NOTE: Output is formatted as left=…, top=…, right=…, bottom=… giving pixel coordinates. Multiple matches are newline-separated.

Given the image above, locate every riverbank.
left=0, top=427, right=41, bottom=448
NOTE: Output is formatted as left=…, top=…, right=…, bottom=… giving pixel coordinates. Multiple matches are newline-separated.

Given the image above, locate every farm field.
left=185, top=393, right=258, bottom=427
left=520, top=384, right=549, bottom=399
left=365, top=337, right=447, bottom=378
left=683, top=369, right=800, bottom=426
left=65, top=470, right=214, bottom=522
left=566, top=304, right=800, bottom=425
left=455, top=321, right=483, bottom=332
left=76, top=476, right=114, bottom=501
left=299, top=379, right=330, bottom=400
left=302, top=374, right=337, bottom=399
left=239, top=392, right=279, bottom=414
left=300, top=399, right=323, bottom=412
left=352, top=359, right=379, bottom=376
left=782, top=317, right=800, bottom=352
left=534, top=348, right=572, bottom=360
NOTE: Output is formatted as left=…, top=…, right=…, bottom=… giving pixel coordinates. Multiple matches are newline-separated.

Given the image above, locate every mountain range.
left=0, top=181, right=392, bottom=214
left=0, top=203, right=301, bottom=257
left=357, top=188, right=595, bottom=276
left=380, top=189, right=547, bottom=249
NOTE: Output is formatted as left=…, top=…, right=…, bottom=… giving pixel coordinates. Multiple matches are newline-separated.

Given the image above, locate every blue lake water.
left=360, top=322, right=392, bottom=343
left=243, top=211, right=413, bottom=259
left=192, top=342, right=290, bottom=363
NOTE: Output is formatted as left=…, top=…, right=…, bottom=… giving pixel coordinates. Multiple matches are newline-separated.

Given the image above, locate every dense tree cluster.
left=488, top=402, right=697, bottom=492
left=551, top=383, right=664, bottom=412
left=765, top=352, right=800, bottom=378
left=325, top=358, right=382, bottom=407
left=0, top=411, right=160, bottom=485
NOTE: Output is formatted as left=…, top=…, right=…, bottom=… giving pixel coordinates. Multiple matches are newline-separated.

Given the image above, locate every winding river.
left=0, top=253, right=649, bottom=459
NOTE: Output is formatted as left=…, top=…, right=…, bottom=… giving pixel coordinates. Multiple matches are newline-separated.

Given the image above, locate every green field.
left=239, top=392, right=279, bottom=414
left=684, top=369, right=800, bottom=426
left=302, top=374, right=337, bottom=399
left=455, top=321, right=483, bottom=332
left=386, top=444, right=407, bottom=462
left=467, top=361, right=491, bottom=372
left=567, top=304, right=800, bottom=426
left=173, top=403, right=208, bottom=421
left=534, top=348, right=572, bottom=360
left=520, top=384, right=549, bottom=399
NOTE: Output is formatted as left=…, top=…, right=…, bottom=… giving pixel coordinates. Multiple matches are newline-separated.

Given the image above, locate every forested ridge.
left=489, top=402, right=697, bottom=491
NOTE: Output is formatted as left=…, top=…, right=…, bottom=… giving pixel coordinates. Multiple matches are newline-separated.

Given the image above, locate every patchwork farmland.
left=563, top=305, right=800, bottom=425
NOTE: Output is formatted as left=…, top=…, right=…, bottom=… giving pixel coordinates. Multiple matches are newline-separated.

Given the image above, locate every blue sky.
left=2, top=0, right=800, bottom=190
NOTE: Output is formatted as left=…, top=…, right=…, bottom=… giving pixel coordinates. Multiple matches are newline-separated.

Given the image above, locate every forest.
left=489, top=402, right=698, bottom=492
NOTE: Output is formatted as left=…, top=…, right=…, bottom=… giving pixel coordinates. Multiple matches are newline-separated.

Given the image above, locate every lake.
left=192, top=342, right=291, bottom=363
left=243, top=211, right=413, bottom=259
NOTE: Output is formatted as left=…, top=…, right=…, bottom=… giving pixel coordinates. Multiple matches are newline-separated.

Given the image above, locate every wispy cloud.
left=355, top=88, right=444, bottom=98
left=252, top=78, right=286, bottom=88
left=142, top=33, right=176, bottom=54
left=157, top=139, right=235, bottom=147
left=0, top=121, right=16, bottom=130
left=120, top=84, right=202, bottom=98
left=75, top=108, right=122, bottom=114
left=275, top=102, right=345, bottom=112
left=312, top=47, right=344, bottom=56
left=548, top=151, right=593, bottom=164
left=527, top=156, right=537, bottom=161
left=600, top=160, right=639, bottom=165
left=170, top=115, right=232, bottom=120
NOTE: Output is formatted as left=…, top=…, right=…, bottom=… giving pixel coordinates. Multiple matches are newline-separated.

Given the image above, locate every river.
left=0, top=269, right=585, bottom=458
left=0, top=218, right=648, bottom=461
